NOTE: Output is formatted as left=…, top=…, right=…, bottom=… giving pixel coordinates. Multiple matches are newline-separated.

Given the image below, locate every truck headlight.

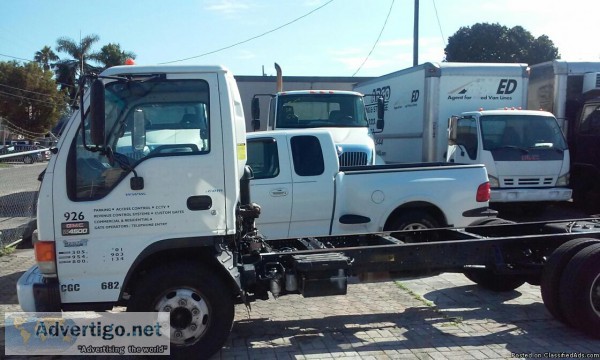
left=557, top=173, right=569, bottom=186
left=488, top=175, right=499, bottom=188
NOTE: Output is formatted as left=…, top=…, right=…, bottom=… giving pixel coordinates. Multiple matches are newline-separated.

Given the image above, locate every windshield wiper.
left=493, top=145, right=529, bottom=154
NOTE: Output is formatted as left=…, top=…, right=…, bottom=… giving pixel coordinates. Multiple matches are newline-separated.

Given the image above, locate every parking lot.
left=1, top=202, right=599, bottom=359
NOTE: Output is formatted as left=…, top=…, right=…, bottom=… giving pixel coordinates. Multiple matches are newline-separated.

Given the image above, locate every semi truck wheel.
left=540, top=238, right=600, bottom=323
left=127, top=261, right=235, bottom=359
left=558, top=243, right=600, bottom=338
left=464, top=270, right=525, bottom=292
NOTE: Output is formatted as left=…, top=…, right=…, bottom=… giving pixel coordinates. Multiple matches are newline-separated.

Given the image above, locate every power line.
left=431, top=0, right=446, bottom=47
left=352, top=0, right=395, bottom=77
left=0, top=83, right=57, bottom=98
left=159, top=0, right=335, bottom=64
left=0, top=90, right=58, bottom=107
left=0, top=52, right=33, bottom=62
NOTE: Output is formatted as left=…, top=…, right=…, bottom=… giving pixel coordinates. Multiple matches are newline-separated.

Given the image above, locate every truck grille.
left=339, top=152, right=368, bottom=166
left=502, top=177, right=554, bottom=187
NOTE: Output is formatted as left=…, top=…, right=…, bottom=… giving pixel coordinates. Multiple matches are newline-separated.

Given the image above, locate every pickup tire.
left=127, top=261, right=234, bottom=359
left=385, top=210, right=440, bottom=242
left=558, top=243, right=600, bottom=337
left=540, top=238, right=600, bottom=323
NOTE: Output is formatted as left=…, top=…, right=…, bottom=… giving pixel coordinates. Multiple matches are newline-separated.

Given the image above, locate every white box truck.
left=354, top=62, right=529, bottom=163
left=354, top=62, right=572, bottom=206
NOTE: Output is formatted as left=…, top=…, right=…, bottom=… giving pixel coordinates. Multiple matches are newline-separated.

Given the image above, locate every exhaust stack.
left=275, top=63, right=283, bottom=92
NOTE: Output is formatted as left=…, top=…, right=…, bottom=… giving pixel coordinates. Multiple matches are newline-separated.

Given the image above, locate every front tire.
left=127, top=262, right=235, bottom=359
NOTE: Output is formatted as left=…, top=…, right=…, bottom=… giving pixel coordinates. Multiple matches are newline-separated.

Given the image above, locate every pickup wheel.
left=23, top=155, right=34, bottom=164
left=464, top=270, right=525, bottom=292
left=541, top=238, right=600, bottom=323
left=558, top=243, right=600, bottom=337
left=385, top=210, right=440, bottom=242
left=127, top=262, right=234, bottom=359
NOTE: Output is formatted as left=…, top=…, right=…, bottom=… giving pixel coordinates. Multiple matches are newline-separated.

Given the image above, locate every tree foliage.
left=92, top=43, right=136, bottom=68
left=34, top=46, right=58, bottom=72
left=54, top=34, right=102, bottom=102
left=0, top=61, right=68, bottom=135
left=444, top=23, right=560, bottom=65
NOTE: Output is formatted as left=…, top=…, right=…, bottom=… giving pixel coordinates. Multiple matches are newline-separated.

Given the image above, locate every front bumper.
left=17, top=265, right=61, bottom=312
left=490, top=187, right=572, bottom=203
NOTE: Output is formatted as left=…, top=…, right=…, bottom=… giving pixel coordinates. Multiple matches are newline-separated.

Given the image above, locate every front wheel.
left=127, top=262, right=235, bottom=359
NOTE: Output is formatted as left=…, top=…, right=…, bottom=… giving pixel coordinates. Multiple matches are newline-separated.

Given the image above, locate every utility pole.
left=413, top=0, right=419, bottom=66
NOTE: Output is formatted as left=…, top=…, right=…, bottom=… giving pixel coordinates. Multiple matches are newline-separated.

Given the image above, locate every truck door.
left=51, top=74, right=227, bottom=303
left=288, top=134, right=335, bottom=237
left=247, top=136, right=292, bottom=239
left=447, top=117, right=479, bottom=164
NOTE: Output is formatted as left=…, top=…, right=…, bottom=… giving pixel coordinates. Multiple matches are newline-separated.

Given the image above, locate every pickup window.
left=290, top=135, right=324, bottom=176
left=247, top=138, right=280, bottom=179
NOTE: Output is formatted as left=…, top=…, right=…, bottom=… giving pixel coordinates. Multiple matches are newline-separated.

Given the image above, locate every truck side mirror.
left=376, top=97, right=385, bottom=130
left=251, top=97, right=260, bottom=120
left=251, top=119, right=260, bottom=131
left=89, top=79, right=106, bottom=147
left=132, top=109, right=146, bottom=150
left=448, top=116, right=459, bottom=144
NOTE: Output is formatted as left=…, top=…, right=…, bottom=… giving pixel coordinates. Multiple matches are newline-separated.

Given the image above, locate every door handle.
left=270, top=188, right=288, bottom=197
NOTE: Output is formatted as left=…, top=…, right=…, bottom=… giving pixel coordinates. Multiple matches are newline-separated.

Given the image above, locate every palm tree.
left=54, top=34, right=101, bottom=103
left=91, top=43, right=136, bottom=69
left=33, top=46, right=58, bottom=72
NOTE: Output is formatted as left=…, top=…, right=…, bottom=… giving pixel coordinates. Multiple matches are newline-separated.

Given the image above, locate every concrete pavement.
left=1, top=248, right=599, bottom=359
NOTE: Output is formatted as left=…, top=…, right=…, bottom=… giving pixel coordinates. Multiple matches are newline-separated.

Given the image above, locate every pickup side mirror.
left=89, top=79, right=106, bottom=147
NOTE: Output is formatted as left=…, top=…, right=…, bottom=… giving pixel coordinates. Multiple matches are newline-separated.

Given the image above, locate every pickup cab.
left=247, top=129, right=494, bottom=239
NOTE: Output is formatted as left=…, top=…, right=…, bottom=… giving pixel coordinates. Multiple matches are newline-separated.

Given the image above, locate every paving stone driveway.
left=1, top=248, right=599, bottom=359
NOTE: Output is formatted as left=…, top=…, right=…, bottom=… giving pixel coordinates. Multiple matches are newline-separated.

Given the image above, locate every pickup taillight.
left=35, top=241, right=57, bottom=277
left=476, top=182, right=491, bottom=202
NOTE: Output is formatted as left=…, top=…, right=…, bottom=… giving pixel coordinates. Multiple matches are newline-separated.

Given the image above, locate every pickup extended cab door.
left=287, top=134, right=335, bottom=238
left=247, top=136, right=293, bottom=239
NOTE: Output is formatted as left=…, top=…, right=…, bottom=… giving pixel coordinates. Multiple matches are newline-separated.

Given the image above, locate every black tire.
left=558, top=243, right=600, bottom=337
left=23, top=155, right=33, bottom=164
left=385, top=210, right=441, bottom=242
left=127, top=262, right=235, bottom=359
left=540, top=238, right=600, bottom=323
left=464, top=270, right=525, bottom=292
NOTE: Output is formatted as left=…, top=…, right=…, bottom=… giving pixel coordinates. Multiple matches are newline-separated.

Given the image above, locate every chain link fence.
left=0, top=152, right=47, bottom=248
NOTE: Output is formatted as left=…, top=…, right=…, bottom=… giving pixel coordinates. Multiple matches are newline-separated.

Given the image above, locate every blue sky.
left=1, top=0, right=599, bottom=77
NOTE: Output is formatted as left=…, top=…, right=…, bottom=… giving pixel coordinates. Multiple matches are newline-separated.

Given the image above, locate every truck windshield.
left=480, top=115, right=567, bottom=152
left=275, top=94, right=368, bottom=129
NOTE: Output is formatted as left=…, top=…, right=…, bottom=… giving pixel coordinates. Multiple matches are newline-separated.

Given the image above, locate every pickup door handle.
left=269, top=188, right=288, bottom=197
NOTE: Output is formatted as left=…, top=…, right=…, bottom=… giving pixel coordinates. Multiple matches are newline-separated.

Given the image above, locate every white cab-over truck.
left=446, top=109, right=571, bottom=204
left=354, top=62, right=571, bottom=206
left=247, top=129, right=493, bottom=239
left=17, top=65, right=600, bottom=359
left=250, top=64, right=384, bottom=166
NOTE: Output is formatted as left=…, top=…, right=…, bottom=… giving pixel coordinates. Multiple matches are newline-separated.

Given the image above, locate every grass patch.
left=0, top=245, right=16, bottom=257
left=396, top=281, right=463, bottom=325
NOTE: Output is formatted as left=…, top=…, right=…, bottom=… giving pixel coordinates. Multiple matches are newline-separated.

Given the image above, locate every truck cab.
left=251, top=90, right=384, bottom=166
left=447, top=109, right=571, bottom=204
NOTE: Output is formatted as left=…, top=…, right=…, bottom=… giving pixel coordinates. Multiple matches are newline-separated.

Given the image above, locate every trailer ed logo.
left=447, top=78, right=518, bottom=101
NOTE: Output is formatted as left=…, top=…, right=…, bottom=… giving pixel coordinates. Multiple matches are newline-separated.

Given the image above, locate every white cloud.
left=206, top=0, right=251, bottom=14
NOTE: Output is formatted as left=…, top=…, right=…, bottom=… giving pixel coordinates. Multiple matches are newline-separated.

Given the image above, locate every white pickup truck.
left=247, top=129, right=495, bottom=240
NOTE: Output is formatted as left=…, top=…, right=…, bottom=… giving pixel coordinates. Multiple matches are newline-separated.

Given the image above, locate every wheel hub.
left=591, top=274, right=600, bottom=317
left=155, top=288, right=210, bottom=345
